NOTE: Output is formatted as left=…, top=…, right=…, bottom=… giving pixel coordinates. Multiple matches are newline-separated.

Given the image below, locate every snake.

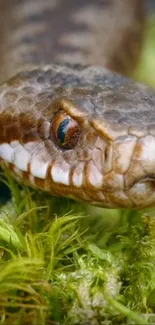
left=0, top=0, right=155, bottom=209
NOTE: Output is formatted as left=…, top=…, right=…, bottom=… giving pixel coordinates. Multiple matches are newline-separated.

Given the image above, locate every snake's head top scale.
left=0, top=64, right=155, bottom=209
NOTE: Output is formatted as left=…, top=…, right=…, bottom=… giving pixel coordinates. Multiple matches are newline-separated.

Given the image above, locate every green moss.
left=0, top=171, right=155, bottom=324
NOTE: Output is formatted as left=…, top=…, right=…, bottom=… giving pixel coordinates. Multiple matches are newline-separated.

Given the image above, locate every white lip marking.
left=86, top=161, right=103, bottom=188
left=29, top=143, right=51, bottom=179
left=30, top=157, right=49, bottom=179
left=72, top=162, right=84, bottom=187
left=0, top=143, right=14, bottom=163
left=13, top=143, right=31, bottom=172
left=51, top=161, right=70, bottom=186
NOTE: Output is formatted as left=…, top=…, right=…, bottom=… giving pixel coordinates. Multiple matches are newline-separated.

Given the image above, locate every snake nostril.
left=103, top=144, right=113, bottom=173
left=104, top=147, right=108, bottom=161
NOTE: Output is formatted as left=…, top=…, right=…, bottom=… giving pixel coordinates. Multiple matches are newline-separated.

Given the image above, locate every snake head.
left=0, top=64, right=155, bottom=209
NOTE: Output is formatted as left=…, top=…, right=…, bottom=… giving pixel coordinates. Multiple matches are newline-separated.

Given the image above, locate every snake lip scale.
left=0, top=64, right=155, bottom=209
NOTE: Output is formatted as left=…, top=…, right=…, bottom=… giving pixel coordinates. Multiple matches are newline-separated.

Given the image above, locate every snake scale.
left=0, top=0, right=155, bottom=209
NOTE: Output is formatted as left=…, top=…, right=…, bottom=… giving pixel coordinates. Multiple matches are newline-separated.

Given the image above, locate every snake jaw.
left=2, top=129, right=155, bottom=209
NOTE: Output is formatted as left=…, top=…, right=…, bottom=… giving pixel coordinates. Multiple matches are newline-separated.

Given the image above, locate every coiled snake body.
left=0, top=0, right=155, bottom=209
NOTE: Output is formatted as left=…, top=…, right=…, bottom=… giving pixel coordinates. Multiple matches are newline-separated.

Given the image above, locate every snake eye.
left=52, top=111, right=81, bottom=150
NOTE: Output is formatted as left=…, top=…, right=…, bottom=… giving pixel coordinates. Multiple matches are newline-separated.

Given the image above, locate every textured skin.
left=0, top=0, right=155, bottom=209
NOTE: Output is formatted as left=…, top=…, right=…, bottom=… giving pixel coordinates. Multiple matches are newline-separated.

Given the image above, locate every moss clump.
left=0, top=171, right=155, bottom=324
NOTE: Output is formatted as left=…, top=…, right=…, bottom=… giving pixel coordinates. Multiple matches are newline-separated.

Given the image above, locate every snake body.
left=0, top=0, right=155, bottom=209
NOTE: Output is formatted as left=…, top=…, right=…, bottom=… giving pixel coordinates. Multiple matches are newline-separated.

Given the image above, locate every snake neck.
left=0, top=0, right=145, bottom=82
